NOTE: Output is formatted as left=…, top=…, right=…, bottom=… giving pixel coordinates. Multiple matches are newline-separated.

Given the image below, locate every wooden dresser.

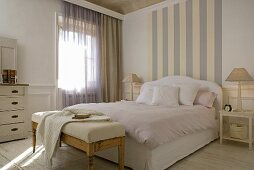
left=0, top=84, right=29, bottom=142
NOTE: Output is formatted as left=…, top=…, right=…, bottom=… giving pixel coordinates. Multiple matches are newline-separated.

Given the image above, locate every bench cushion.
left=32, top=112, right=125, bottom=143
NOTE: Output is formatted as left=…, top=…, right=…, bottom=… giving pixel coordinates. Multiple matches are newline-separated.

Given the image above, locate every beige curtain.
left=100, top=15, right=122, bottom=102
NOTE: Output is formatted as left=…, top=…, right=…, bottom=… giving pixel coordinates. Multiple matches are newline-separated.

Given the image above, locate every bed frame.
left=98, top=76, right=222, bottom=170
left=32, top=122, right=125, bottom=170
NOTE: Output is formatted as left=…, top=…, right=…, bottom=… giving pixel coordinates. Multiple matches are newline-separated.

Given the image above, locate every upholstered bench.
left=32, top=112, right=125, bottom=170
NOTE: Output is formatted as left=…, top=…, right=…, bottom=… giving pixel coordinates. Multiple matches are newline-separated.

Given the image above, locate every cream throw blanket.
left=36, top=109, right=111, bottom=166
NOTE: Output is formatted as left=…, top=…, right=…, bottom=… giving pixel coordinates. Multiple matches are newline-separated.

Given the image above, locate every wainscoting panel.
left=27, top=84, right=56, bottom=131
left=147, top=0, right=222, bottom=84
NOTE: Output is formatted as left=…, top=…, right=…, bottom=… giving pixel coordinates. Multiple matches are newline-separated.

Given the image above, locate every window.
left=58, top=29, right=98, bottom=92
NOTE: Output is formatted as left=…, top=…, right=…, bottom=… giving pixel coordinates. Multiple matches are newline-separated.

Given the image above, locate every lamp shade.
left=122, top=73, right=141, bottom=83
left=226, top=68, right=254, bottom=82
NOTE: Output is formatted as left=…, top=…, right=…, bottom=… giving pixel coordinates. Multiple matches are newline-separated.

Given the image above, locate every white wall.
left=0, top=0, right=62, bottom=85
left=123, top=13, right=148, bottom=82
left=123, top=0, right=254, bottom=86
left=222, top=0, right=254, bottom=108
left=222, top=0, right=254, bottom=85
left=0, top=0, right=62, bottom=128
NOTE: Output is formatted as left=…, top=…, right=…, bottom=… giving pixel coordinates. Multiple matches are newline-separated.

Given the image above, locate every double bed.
left=62, top=76, right=222, bottom=170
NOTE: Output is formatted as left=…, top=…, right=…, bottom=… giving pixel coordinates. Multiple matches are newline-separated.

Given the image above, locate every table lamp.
left=122, top=73, right=141, bottom=100
left=226, top=68, right=254, bottom=111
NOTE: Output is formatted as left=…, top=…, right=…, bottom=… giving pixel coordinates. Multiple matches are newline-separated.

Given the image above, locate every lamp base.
left=236, top=82, right=243, bottom=112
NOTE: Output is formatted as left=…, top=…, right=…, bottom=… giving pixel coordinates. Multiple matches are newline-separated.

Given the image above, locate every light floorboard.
left=0, top=153, right=9, bottom=168
left=0, top=138, right=253, bottom=170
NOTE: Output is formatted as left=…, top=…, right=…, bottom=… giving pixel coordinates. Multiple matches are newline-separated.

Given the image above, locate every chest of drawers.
left=0, top=84, right=29, bottom=142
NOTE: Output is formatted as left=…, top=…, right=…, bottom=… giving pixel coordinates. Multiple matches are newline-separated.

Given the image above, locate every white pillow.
left=151, top=86, right=179, bottom=107
left=136, top=84, right=154, bottom=105
left=175, top=83, right=200, bottom=106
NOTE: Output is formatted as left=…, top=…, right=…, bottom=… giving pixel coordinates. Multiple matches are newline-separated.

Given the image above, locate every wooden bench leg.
left=88, top=156, right=94, bottom=170
left=88, top=143, right=94, bottom=170
left=32, top=128, right=36, bottom=153
left=59, top=134, right=62, bottom=147
left=118, top=137, right=125, bottom=170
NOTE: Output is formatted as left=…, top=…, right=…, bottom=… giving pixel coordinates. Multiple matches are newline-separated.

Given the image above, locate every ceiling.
left=85, top=0, right=165, bottom=14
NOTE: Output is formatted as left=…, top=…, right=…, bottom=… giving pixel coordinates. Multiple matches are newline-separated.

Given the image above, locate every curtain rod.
left=63, top=0, right=124, bottom=20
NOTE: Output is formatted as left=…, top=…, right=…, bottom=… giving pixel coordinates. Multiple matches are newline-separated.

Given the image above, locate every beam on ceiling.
left=64, top=0, right=124, bottom=20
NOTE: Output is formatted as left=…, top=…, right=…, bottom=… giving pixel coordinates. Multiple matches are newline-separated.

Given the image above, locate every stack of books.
left=2, top=69, right=16, bottom=84
left=72, top=113, right=91, bottom=119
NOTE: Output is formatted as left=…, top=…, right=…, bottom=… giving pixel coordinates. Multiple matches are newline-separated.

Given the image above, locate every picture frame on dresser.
left=0, top=36, right=18, bottom=73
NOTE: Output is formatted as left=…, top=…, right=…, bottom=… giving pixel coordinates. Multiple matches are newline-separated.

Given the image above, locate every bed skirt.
left=96, top=128, right=218, bottom=170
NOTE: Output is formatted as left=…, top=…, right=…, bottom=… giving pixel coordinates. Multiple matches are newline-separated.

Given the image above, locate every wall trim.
left=28, top=93, right=52, bottom=96
left=229, top=96, right=254, bottom=100
left=28, top=84, right=56, bottom=88
left=222, top=86, right=254, bottom=92
left=64, top=0, right=124, bottom=20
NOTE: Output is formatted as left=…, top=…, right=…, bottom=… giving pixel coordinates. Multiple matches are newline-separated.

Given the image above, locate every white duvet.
left=66, top=101, right=217, bottom=149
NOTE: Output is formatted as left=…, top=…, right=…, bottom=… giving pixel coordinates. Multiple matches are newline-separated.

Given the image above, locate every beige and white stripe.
left=168, top=4, right=174, bottom=76
left=157, top=9, right=163, bottom=79
left=147, top=0, right=222, bottom=84
left=192, top=0, right=200, bottom=80
left=147, top=12, right=153, bottom=81
left=207, top=0, right=215, bottom=81
left=179, top=1, right=186, bottom=76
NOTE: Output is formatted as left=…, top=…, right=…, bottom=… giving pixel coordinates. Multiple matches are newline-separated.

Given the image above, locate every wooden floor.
left=0, top=138, right=253, bottom=170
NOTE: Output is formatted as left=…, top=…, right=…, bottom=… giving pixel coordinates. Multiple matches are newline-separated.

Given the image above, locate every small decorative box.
left=229, top=123, right=248, bottom=139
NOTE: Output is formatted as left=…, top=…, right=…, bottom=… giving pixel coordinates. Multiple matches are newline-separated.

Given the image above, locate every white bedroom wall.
left=222, top=0, right=254, bottom=84
left=222, top=0, right=254, bottom=109
left=0, top=0, right=62, bottom=129
left=0, top=0, right=62, bottom=84
left=123, top=2, right=168, bottom=82
left=122, top=11, right=148, bottom=82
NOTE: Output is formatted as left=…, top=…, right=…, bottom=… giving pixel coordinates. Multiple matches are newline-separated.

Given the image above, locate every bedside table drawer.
left=0, top=97, right=24, bottom=110
left=0, top=110, right=25, bottom=125
left=0, top=86, right=25, bottom=96
left=0, top=123, right=25, bottom=137
left=133, top=86, right=141, bottom=94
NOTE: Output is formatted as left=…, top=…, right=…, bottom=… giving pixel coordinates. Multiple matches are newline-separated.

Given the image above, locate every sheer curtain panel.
left=58, top=2, right=101, bottom=107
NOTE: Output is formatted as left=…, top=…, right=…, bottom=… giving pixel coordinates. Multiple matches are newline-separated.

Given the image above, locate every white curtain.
left=58, top=2, right=101, bottom=108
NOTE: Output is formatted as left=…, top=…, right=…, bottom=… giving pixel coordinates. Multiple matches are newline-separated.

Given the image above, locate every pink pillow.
left=194, top=91, right=217, bottom=108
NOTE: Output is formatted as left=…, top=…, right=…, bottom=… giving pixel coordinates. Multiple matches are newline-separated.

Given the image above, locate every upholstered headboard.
left=142, top=76, right=223, bottom=116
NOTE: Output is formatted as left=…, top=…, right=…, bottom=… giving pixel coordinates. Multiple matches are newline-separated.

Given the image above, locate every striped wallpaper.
left=147, top=0, right=222, bottom=84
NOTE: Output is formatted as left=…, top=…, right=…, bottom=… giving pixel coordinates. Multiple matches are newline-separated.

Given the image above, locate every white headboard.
left=143, top=76, right=223, bottom=116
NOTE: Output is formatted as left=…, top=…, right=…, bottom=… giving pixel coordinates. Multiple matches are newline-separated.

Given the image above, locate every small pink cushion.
left=194, top=91, right=217, bottom=108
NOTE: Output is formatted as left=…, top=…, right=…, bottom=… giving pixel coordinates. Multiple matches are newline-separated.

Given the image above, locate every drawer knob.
left=11, top=115, right=18, bottom=118
left=12, top=90, right=19, bottom=93
left=11, top=128, right=18, bottom=131
left=11, top=102, right=18, bottom=105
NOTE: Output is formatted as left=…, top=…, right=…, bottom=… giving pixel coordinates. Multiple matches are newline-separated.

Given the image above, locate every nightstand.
left=220, top=110, right=254, bottom=150
left=123, top=82, right=142, bottom=101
